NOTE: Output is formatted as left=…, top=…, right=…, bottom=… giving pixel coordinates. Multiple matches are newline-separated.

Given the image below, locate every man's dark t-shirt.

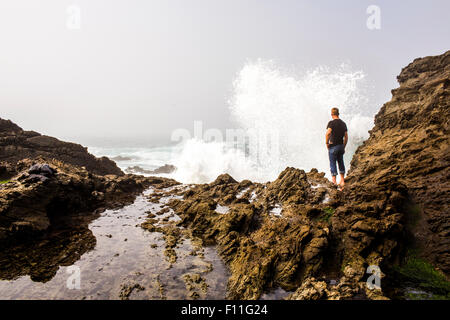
left=326, top=119, right=347, bottom=147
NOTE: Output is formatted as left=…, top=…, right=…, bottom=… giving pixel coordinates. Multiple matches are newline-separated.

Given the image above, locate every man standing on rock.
left=325, top=107, right=348, bottom=189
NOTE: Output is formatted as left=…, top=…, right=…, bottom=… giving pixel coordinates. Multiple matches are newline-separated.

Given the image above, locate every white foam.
left=159, top=194, right=184, bottom=204
left=236, top=187, right=250, bottom=199
left=229, top=60, right=373, bottom=181
left=169, top=61, right=373, bottom=184
left=215, top=204, right=230, bottom=215
left=249, top=191, right=257, bottom=202
left=270, top=204, right=282, bottom=217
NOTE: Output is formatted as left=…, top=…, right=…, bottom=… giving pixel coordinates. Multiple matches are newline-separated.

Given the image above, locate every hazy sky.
left=0, top=0, right=449, bottom=146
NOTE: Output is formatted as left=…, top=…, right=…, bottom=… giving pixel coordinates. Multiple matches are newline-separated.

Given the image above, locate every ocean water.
left=88, top=145, right=181, bottom=176
left=90, top=60, right=375, bottom=184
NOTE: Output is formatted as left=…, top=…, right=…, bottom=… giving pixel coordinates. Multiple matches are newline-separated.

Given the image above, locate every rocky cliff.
left=0, top=118, right=123, bottom=176
left=349, top=51, right=449, bottom=275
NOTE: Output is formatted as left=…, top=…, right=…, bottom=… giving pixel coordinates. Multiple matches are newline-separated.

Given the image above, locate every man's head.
left=331, top=107, right=340, bottom=118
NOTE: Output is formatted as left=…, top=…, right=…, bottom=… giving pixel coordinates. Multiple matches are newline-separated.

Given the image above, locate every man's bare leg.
left=339, top=173, right=345, bottom=189
left=331, top=175, right=337, bottom=185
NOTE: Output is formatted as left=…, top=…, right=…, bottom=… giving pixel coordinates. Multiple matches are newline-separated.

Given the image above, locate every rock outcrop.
left=125, top=164, right=176, bottom=175
left=0, top=118, right=123, bottom=176
left=349, top=50, right=450, bottom=274
left=162, top=167, right=408, bottom=299
left=0, top=158, right=178, bottom=243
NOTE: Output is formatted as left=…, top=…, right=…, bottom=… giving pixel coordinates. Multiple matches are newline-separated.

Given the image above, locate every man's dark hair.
left=331, top=107, right=339, bottom=116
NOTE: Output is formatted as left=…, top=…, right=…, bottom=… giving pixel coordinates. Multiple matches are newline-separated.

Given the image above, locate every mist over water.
left=170, top=60, right=375, bottom=183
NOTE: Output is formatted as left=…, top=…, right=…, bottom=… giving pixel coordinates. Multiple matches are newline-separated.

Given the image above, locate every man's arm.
left=325, top=128, right=332, bottom=148
left=343, top=131, right=348, bottom=148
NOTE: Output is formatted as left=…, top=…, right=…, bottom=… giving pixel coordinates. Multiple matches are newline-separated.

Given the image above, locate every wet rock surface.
left=0, top=188, right=229, bottom=299
left=0, top=226, right=96, bottom=283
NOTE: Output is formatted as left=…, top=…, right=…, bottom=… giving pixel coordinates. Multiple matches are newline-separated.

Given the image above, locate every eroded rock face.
left=0, top=118, right=123, bottom=176
left=348, top=50, right=450, bottom=274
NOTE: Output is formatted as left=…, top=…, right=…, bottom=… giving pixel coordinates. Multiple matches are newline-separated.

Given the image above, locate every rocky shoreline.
left=0, top=51, right=449, bottom=300
left=153, top=167, right=408, bottom=299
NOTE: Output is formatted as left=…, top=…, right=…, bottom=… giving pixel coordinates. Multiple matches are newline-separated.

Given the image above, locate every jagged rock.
left=348, top=50, right=450, bottom=274
left=211, top=173, right=238, bottom=186
left=288, top=278, right=329, bottom=300
left=153, top=164, right=176, bottom=174
left=265, top=167, right=311, bottom=204
left=125, top=164, right=176, bottom=175
left=28, top=163, right=57, bottom=176
left=167, top=167, right=345, bottom=299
